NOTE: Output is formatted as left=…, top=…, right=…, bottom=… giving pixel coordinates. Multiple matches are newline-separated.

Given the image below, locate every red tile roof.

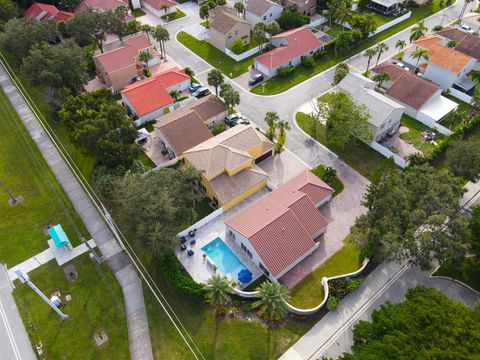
left=225, top=170, right=332, bottom=277
left=436, top=27, right=480, bottom=61
left=143, top=0, right=176, bottom=10
left=122, top=67, right=189, bottom=116
left=24, top=3, right=74, bottom=23
left=94, top=34, right=151, bottom=73
left=255, top=27, right=321, bottom=69
left=75, top=0, right=128, bottom=12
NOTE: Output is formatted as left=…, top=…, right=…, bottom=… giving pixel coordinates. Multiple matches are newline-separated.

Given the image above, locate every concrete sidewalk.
left=0, top=64, right=153, bottom=360
left=0, top=265, right=36, bottom=360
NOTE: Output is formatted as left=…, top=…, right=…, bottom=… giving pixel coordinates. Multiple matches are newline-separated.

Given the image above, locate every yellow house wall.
left=222, top=179, right=267, bottom=211
left=248, top=143, right=267, bottom=159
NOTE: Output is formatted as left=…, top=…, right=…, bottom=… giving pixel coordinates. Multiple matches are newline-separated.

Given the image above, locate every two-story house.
left=209, top=6, right=251, bottom=52
left=245, top=0, right=283, bottom=27
left=284, top=0, right=316, bottom=16
left=183, top=125, right=274, bottom=210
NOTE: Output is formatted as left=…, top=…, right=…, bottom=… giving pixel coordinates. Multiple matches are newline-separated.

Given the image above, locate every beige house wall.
left=209, top=22, right=251, bottom=51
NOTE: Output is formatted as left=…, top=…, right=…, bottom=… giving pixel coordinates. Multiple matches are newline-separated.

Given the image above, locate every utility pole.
left=15, top=270, right=68, bottom=321
left=0, top=180, right=17, bottom=205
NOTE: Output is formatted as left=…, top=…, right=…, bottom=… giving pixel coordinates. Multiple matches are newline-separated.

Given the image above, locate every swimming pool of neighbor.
left=201, top=237, right=252, bottom=283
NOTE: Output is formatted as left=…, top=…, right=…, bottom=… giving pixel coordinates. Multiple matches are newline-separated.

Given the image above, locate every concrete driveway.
left=380, top=127, right=419, bottom=159
left=233, top=67, right=267, bottom=91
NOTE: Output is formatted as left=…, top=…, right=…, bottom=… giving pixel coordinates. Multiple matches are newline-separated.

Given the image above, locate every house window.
left=228, top=34, right=232, bottom=39
left=259, top=263, right=270, bottom=277
left=228, top=230, right=236, bottom=240
left=241, top=243, right=252, bottom=258
left=289, top=61, right=292, bottom=65
left=212, top=197, right=219, bottom=205
left=310, top=51, right=313, bottom=55
left=235, top=30, right=238, bottom=35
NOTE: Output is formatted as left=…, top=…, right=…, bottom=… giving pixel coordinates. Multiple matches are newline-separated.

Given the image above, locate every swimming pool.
left=201, top=237, right=252, bottom=282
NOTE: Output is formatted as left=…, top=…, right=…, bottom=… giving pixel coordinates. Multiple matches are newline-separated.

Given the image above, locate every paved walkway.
left=0, top=64, right=153, bottom=360
left=281, top=262, right=480, bottom=360
left=0, top=264, right=36, bottom=360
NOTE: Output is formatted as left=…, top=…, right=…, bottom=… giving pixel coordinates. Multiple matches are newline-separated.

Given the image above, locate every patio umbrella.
left=237, top=269, right=253, bottom=284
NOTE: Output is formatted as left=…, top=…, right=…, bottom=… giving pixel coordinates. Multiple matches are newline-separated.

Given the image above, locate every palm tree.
left=204, top=274, right=233, bottom=317
left=252, top=282, right=290, bottom=322
left=141, top=24, right=153, bottom=42
left=374, top=42, right=388, bottom=66
left=152, top=25, right=170, bottom=60
left=139, top=50, right=153, bottom=73
left=363, top=47, right=377, bottom=73
left=395, top=39, right=406, bottom=51
left=207, top=69, right=224, bottom=96
left=264, top=111, right=279, bottom=140
left=372, top=71, right=390, bottom=89
left=410, top=20, right=427, bottom=43
left=411, top=47, right=429, bottom=72
left=234, top=1, right=244, bottom=17
left=334, top=0, right=354, bottom=32
left=324, top=0, right=339, bottom=27
left=277, top=119, right=291, bottom=136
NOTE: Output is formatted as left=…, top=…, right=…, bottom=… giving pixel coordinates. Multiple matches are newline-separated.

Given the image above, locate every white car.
left=459, top=24, right=475, bottom=34
left=393, top=61, right=410, bottom=71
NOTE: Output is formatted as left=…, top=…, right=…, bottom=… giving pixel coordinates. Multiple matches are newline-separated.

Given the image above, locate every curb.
left=429, top=264, right=480, bottom=296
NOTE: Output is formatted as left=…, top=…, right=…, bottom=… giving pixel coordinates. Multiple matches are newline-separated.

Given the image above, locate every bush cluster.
left=277, top=65, right=296, bottom=78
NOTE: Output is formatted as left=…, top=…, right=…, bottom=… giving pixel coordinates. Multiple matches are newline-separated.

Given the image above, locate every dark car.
left=224, top=113, right=242, bottom=126
left=193, top=87, right=211, bottom=98
left=248, top=73, right=264, bottom=86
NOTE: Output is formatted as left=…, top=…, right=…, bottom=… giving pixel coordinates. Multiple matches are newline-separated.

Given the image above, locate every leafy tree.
left=139, top=49, right=153, bottom=72
left=266, top=21, right=281, bottom=36
left=340, top=287, right=480, bottom=359
left=230, top=38, right=246, bottom=54
left=446, top=39, right=458, bottom=48
left=301, top=55, right=315, bottom=67
left=109, top=6, right=130, bottom=44
left=446, top=140, right=480, bottom=182
left=411, top=47, right=429, bottom=72
left=410, top=20, right=427, bottom=43
left=470, top=205, right=480, bottom=257
left=277, top=11, right=309, bottom=30
left=314, top=91, right=373, bottom=147
left=356, top=0, right=369, bottom=10
left=22, top=40, right=88, bottom=94
left=59, top=88, right=138, bottom=168
left=219, top=83, right=240, bottom=110
left=114, top=167, right=201, bottom=256
left=0, top=0, right=18, bottom=22
left=0, top=18, right=58, bottom=61
left=372, top=71, right=390, bottom=89
left=374, top=42, right=388, bottom=66
left=350, top=13, right=378, bottom=37
left=332, top=0, right=354, bottom=31
left=395, top=39, right=406, bottom=50
left=326, top=296, right=339, bottom=310
left=350, top=164, right=469, bottom=269
left=207, top=68, right=224, bottom=96
left=252, top=22, right=268, bottom=50
left=332, top=62, right=349, bottom=85
left=169, top=89, right=180, bottom=101
left=252, top=282, right=290, bottom=322
left=204, top=274, right=233, bottom=317
left=125, top=19, right=142, bottom=36
left=234, top=1, right=244, bottom=16
left=199, top=4, right=211, bottom=26
left=152, top=25, right=169, bottom=59
left=471, top=87, right=480, bottom=111
left=363, top=47, right=377, bottom=73
left=264, top=111, right=279, bottom=140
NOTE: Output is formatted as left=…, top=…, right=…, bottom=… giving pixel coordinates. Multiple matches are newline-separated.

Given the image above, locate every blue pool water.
left=201, top=237, right=249, bottom=280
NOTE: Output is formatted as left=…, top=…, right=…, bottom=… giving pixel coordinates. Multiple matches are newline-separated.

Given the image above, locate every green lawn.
left=296, top=112, right=386, bottom=180
left=400, top=114, right=443, bottom=154
left=14, top=254, right=129, bottom=359
left=363, top=11, right=394, bottom=26
left=252, top=0, right=443, bottom=95
left=132, top=8, right=146, bottom=17
left=200, top=20, right=209, bottom=28
left=161, top=8, right=186, bottom=22
left=311, top=165, right=344, bottom=196
left=433, top=256, right=480, bottom=292
left=325, top=24, right=349, bottom=37
left=177, top=32, right=254, bottom=78
left=0, top=88, right=89, bottom=265
left=290, top=240, right=361, bottom=308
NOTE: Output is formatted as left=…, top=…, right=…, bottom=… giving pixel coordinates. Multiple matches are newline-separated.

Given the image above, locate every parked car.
left=393, top=61, right=409, bottom=71
left=459, top=24, right=475, bottom=34
left=193, top=87, right=210, bottom=98
left=235, top=118, right=250, bottom=126
left=189, top=82, right=204, bottom=93
left=225, top=113, right=242, bottom=126
left=248, top=73, right=264, bottom=86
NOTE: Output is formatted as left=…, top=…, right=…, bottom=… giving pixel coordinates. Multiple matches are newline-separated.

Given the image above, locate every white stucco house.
left=245, top=0, right=283, bottom=27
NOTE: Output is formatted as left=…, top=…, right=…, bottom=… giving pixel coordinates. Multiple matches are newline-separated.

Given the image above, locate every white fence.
left=141, top=158, right=179, bottom=177
left=173, top=96, right=196, bottom=110
left=449, top=87, right=473, bottom=104
left=415, top=112, right=453, bottom=136
left=371, top=11, right=411, bottom=36
left=309, top=16, right=328, bottom=28
left=177, top=207, right=224, bottom=237
left=225, top=45, right=262, bottom=62
left=370, top=141, right=408, bottom=168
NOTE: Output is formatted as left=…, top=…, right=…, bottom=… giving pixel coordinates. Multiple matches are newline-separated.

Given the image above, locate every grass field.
left=400, top=114, right=443, bottom=154
left=162, top=8, right=186, bottom=21
left=296, top=112, right=386, bottom=180
left=290, top=240, right=361, bottom=308
left=252, top=0, right=444, bottom=95
left=311, top=165, right=344, bottom=196
left=14, top=254, right=129, bottom=359
left=0, top=88, right=88, bottom=265
left=177, top=32, right=254, bottom=78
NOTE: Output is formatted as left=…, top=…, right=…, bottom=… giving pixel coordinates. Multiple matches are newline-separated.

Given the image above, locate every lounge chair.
left=180, top=244, right=187, bottom=251
left=190, top=239, right=196, bottom=245
left=180, top=236, right=187, bottom=244
left=187, top=249, right=194, bottom=257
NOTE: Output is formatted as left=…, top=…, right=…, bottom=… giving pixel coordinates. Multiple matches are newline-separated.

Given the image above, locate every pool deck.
left=176, top=189, right=268, bottom=289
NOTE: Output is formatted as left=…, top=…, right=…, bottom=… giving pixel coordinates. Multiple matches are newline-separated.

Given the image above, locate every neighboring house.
left=93, top=34, right=159, bottom=92
left=24, top=3, right=74, bottom=23
left=224, top=170, right=333, bottom=282
left=366, top=0, right=399, bottom=15
left=184, top=95, right=228, bottom=126
left=75, top=0, right=139, bottom=14
left=337, top=72, right=405, bottom=142
left=283, top=0, right=316, bottom=16
left=142, top=0, right=177, bottom=17
left=402, top=35, right=476, bottom=91
left=209, top=6, right=251, bottom=52
left=121, top=67, right=190, bottom=125
left=245, top=0, right=283, bottom=26
left=254, top=27, right=322, bottom=77
left=154, top=107, right=214, bottom=159
left=183, top=125, right=274, bottom=210
left=371, top=62, right=458, bottom=124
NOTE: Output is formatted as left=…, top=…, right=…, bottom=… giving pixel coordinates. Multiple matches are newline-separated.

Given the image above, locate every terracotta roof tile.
left=255, top=27, right=322, bottom=69
left=24, top=3, right=74, bottom=23
left=437, top=28, right=480, bottom=62
left=122, top=78, right=173, bottom=116
left=143, top=0, right=176, bottom=10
